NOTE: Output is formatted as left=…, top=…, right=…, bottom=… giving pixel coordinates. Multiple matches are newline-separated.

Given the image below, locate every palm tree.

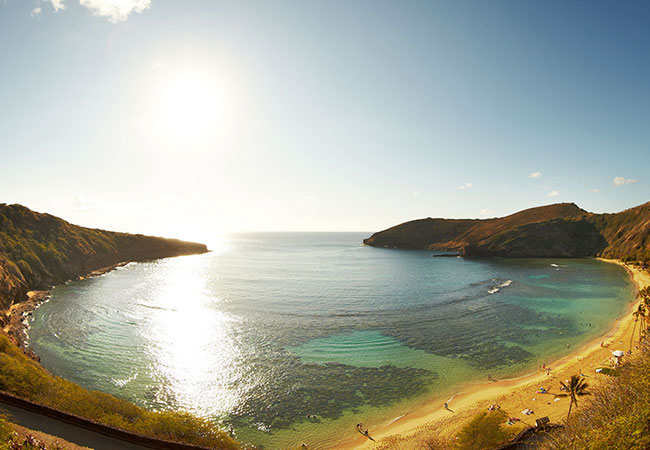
left=638, top=286, right=650, bottom=340
left=638, top=303, right=647, bottom=343
left=637, top=287, right=650, bottom=341
left=630, top=311, right=638, bottom=350
left=559, top=375, right=590, bottom=420
left=630, top=305, right=644, bottom=351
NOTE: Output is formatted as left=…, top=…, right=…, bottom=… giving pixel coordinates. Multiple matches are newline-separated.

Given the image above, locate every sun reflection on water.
left=141, top=254, right=244, bottom=417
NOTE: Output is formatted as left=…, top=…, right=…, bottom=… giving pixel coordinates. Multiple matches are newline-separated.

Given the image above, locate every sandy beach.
left=335, top=259, right=649, bottom=449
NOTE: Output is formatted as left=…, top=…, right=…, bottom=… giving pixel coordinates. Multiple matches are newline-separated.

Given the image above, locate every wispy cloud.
left=79, top=0, right=151, bottom=22
left=303, top=194, right=316, bottom=201
left=547, top=190, right=559, bottom=197
left=613, top=176, right=638, bottom=187
left=589, top=188, right=600, bottom=193
left=71, top=194, right=97, bottom=213
left=49, top=0, right=66, bottom=12
left=31, top=6, right=42, bottom=17
left=528, top=171, right=542, bottom=179
left=480, top=209, right=494, bottom=216
left=457, top=182, right=472, bottom=190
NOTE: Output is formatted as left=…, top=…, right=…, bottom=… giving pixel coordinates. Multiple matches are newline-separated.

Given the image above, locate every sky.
left=1, top=1, right=649, bottom=242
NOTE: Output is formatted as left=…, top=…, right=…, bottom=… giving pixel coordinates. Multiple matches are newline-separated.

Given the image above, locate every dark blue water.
left=27, top=233, right=634, bottom=448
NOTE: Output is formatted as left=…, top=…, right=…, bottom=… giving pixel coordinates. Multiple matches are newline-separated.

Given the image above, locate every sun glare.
left=148, top=67, right=228, bottom=142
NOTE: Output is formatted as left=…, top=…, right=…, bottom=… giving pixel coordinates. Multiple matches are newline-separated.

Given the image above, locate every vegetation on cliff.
left=0, top=203, right=208, bottom=310
left=543, top=342, right=650, bottom=450
left=364, top=201, right=650, bottom=259
left=0, top=334, right=238, bottom=449
left=0, top=204, right=236, bottom=449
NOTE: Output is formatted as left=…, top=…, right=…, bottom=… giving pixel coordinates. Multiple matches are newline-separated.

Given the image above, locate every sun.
left=149, top=67, right=226, bottom=142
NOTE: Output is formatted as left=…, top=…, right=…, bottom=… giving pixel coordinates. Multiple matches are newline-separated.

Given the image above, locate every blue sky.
left=1, top=1, right=648, bottom=240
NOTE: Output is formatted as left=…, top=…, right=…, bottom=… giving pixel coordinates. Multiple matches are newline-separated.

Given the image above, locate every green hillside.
left=0, top=203, right=208, bottom=310
left=364, top=201, right=650, bottom=260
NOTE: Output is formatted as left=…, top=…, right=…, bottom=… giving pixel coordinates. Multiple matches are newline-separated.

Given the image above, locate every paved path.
left=0, top=400, right=152, bottom=450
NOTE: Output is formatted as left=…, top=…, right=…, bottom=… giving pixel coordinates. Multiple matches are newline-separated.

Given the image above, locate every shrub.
left=454, top=411, right=514, bottom=450
left=0, top=334, right=239, bottom=449
left=544, top=341, right=650, bottom=450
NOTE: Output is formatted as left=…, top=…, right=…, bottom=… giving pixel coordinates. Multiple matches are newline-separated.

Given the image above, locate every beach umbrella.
left=612, top=350, right=625, bottom=357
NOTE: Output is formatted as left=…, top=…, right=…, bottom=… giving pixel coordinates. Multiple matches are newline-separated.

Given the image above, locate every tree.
left=454, top=411, right=514, bottom=450
left=631, top=308, right=640, bottom=351
left=559, top=375, right=590, bottom=420
left=631, top=304, right=645, bottom=351
left=636, top=287, right=650, bottom=342
left=638, top=303, right=647, bottom=343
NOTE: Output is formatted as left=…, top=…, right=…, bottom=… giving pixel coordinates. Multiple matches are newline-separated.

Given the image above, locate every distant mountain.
left=0, top=204, right=208, bottom=310
left=364, top=202, right=650, bottom=260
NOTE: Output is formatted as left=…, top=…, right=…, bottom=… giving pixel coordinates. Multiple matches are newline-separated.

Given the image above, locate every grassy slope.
left=0, top=203, right=208, bottom=310
left=364, top=201, right=650, bottom=260
left=543, top=340, right=650, bottom=450
left=0, top=334, right=238, bottom=449
left=0, top=204, right=238, bottom=449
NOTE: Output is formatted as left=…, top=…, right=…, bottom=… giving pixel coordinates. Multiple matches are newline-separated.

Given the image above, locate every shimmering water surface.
left=28, top=233, right=634, bottom=449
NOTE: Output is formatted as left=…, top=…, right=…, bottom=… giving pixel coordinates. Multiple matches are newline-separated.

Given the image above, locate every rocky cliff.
left=0, top=203, right=208, bottom=311
left=364, top=201, right=650, bottom=259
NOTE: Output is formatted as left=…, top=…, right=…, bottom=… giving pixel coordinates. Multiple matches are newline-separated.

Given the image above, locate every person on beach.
left=356, top=424, right=374, bottom=441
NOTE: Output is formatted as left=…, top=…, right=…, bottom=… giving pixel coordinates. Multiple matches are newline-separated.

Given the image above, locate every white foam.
left=112, top=372, right=138, bottom=388
left=489, top=280, right=512, bottom=294
left=387, top=414, right=405, bottom=425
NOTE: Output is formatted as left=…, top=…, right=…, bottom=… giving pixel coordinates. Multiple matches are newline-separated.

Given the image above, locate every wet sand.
left=335, top=259, right=648, bottom=449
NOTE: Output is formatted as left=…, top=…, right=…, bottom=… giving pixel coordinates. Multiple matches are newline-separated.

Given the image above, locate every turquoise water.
left=27, top=233, right=634, bottom=449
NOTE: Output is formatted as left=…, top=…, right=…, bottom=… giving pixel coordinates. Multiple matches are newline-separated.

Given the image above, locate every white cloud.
left=480, top=209, right=494, bottom=216
left=412, top=191, right=418, bottom=197
left=589, top=188, right=600, bottom=193
left=303, top=195, right=316, bottom=201
left=457, top=182, right=472, bottom=190
left=79, top=0, right=151, bottom=22
left=31, top=6, right=42, bottom=16
left=547, top=190, right=559, bottom=197
left=613, top=176, right=638, bottom=187
left=150, top=60, right=163, bottom=70
left=528, top=171, right=542, bottom=179
left=49, top=0, right=66, bottom=12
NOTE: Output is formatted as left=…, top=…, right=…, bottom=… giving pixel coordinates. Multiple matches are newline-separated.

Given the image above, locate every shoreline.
left=5, top=255, right=644, bottom=449
left=1, top=262, right=129, bottom=357
left=334, top=259, right=648, bottom=449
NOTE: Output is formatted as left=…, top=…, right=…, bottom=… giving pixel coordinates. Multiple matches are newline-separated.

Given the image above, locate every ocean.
left=26, top=232, right=634, bottom=449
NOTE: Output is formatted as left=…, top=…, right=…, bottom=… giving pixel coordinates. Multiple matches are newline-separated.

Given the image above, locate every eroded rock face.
left=0, top=257, right=28, bottom=310
left=364, top=201, right=650, bottom=259
left=0, top=203, right=208, bottom=311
